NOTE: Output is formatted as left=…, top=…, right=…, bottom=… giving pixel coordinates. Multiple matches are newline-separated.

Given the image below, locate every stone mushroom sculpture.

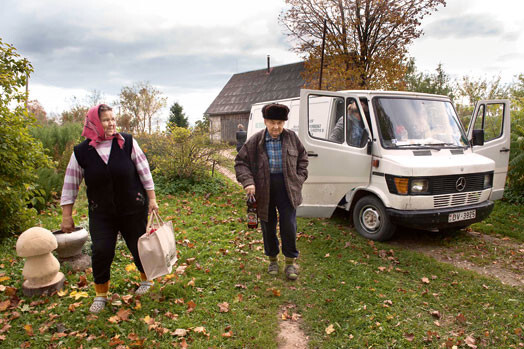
left=16, top=227, right=65, bottom=297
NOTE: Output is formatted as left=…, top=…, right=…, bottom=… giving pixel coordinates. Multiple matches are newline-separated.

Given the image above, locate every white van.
left=247, top=89, right=511, bottom=241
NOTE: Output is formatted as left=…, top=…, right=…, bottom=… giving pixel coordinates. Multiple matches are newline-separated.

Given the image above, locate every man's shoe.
left=285, top=264, right=298, bottom=280
left=268, top=261, right=279, bottom=275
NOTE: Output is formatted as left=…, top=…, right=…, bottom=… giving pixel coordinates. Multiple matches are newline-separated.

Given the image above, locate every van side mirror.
left=472, top=129, right=484, bottom=146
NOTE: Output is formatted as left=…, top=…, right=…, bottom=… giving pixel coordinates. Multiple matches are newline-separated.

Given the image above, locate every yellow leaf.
left=125, top=264, right=137, bottom=272
left=57, top=290, right=68, bottom=297
left=0, top=276, right=10, bottom=282
left=325, top=324, right=335, bottom=335
left=69, top=291, right=89, bottom=300
left=142, top=315, right=152, bottom=324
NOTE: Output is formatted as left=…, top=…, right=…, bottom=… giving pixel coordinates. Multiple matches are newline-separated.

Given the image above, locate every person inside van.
left=236, top=124, right=247, bottom=152
left=329, top=100, right=367, bottom=147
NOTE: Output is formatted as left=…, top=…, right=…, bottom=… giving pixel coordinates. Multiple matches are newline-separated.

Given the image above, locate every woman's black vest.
left=74, top=133, right=148, bottom=216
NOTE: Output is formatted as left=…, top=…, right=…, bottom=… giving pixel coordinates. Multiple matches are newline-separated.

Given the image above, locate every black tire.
left=353, top=196, right=395, bottom=241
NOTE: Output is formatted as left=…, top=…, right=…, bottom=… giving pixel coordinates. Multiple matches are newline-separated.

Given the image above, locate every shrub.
left=135, top=126, right=227, bottom=194
left=0, top=39, right=51, bottom=236
left=30, top=122, right=83, bottom=170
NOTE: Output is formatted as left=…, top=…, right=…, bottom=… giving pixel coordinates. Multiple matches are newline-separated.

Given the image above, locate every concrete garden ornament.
left=16, top=227, right=65, bottom=296
left=52, top=227, right=91, bottom=271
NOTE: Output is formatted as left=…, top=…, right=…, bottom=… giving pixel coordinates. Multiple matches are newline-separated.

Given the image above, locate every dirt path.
left=215, top=150, right=310, bottom=348
left=389, top=229, right=524, bottom=287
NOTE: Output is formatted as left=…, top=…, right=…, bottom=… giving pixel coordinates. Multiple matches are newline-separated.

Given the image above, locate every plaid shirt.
left=265, top=130, right=283, bottom=174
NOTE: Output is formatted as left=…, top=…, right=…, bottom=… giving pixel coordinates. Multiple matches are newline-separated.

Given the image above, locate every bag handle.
left=146, top=211, right=163, bottom=234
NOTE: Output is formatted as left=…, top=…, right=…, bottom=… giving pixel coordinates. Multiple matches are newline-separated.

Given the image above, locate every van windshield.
left=373, top=97, right=468, bottom=149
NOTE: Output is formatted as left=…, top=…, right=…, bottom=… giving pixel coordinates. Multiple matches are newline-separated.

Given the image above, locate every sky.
left=1, top=0, right=523, bottom=126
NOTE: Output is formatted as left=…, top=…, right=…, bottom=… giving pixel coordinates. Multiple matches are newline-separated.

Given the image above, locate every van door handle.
left=500, top=148, right=510, bottom=153
left=307, top=151, right=318, bottom=157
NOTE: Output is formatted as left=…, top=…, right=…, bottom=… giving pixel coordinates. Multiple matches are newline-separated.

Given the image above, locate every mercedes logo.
left=456, top=177, right=466, bottom=192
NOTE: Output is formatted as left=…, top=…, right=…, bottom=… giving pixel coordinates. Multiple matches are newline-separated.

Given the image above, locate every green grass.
left=471, top=200, right=524, bottom=242
left=0, top=175, right=522, bottom=348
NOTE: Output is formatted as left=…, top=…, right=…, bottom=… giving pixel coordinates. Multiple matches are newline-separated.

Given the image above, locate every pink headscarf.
left=82, top=104, right=124, bottom=149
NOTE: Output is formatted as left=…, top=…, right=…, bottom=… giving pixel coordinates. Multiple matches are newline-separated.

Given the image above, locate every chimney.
left=267, top=55, right=270, bottom=74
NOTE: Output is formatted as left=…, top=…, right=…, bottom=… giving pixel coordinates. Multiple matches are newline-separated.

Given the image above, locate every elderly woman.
left=60, top=104, right=158, bottom=313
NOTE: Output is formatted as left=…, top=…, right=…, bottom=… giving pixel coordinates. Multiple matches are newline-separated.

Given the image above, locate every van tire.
left=353, top=196, right=395, bottom=241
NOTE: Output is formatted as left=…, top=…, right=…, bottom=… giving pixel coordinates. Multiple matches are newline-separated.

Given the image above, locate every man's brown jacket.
left=234, top=128, right=309, bottom=222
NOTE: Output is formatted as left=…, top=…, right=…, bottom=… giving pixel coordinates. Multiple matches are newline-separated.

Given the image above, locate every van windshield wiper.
left=396, top=142, right=463, bottom=149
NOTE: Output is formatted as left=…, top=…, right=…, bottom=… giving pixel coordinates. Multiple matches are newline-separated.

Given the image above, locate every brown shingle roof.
left=205, top=62, right=305, bottom=115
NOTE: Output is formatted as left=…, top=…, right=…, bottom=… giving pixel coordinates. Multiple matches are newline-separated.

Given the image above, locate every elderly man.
left=235, top=103, right=308, bottom=280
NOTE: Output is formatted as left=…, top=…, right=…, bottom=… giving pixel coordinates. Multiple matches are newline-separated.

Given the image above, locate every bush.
left=504, top=112, right=524, bottom=203
left=30, top=122, right=83, bottom=170
left=135, top=126, right=227, bottom=194
left=0, top=39, right=51, bottom=237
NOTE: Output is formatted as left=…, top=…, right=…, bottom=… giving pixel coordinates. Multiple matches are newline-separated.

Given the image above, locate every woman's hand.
left=146, top=190, right=159, bottom=214
left=148, top=198, right=159, bottom=214
left=61, top=204, right=75, bottom=233
left=61, top=216, right=75, bottom=233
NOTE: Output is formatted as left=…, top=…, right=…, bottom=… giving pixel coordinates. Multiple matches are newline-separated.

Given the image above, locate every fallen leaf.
left=125, top=264, right=137, bottom=272
left=173, top=328, right=187, bottom=337
left=77, top=275, right=88, bottom=288
left=108, top=315, right=120, bottom=324
left=218, top=302, right=229, bottom=313
left=69, top=291, right=89, bottom=300
left=109, top=334, right=125, bottom=346
left=186, top=300, right=196, bottom=313
left=176, top=265, right=187, bottom=275
left=456, top=313, right=466, bottom=324
left=465, top=335, right=477, bottom=348
left=404, top=333, right=415, bottom=342
left=187, top=278, right=195, bottom=287
left=122, top=295, right=133, bottom=304
left=117, top=308, right=132, bottom=321
left=0, top=277, right=10, bottom=282
left=193, top=326, right=206, bottom=334
left=430, top=310, right=441, bottom=319
left=24, top=324, right=33, bottom=336
left=324, top=253, right=330, bottom=258
left=57, top=289, right=68, bottom=297
left=421, top=277, right=430, bottom=284
left=222, top=330, right=233, bottom=338
left=0, top=300, right=10, bottom=311
left=325, top=324, right=335, bottom=335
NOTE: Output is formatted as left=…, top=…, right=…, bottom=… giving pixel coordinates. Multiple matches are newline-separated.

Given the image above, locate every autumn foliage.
left=280, top=0, right=446, bottom=90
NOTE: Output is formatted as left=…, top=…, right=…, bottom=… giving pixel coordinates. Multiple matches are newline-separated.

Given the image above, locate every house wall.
left=221, top=113, right=249, bottom=144
left=209, top=113, right=249, bottom=143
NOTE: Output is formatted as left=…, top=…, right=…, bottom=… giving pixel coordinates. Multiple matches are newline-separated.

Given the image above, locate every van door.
left=298, top=89, right=372, bottom=217
left=467, top=99, right=511, bottom=200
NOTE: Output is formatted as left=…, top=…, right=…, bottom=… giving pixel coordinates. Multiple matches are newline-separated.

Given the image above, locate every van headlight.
left=411, top=179, right=429, bottom=194
left=483, top=173, right=493, bottom=189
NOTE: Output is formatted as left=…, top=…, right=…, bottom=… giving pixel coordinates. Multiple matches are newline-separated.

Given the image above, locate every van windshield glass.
left=373, top=97, right=468, bottom=149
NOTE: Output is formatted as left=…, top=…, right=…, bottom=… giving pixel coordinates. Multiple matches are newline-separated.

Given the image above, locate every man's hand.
left=61, top=216, right=75, bottom=233
left=244, top=185, right=255, bottom=196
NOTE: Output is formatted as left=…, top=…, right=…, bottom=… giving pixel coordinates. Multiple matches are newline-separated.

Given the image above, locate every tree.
left=404, top=59, right=455, bottom=99
left=0, top=39, right=51, bottom=236
left=280, top=0, right=446, bottom=90
left=118, top=81, right=167, bottom=134
left=61, top=105, right=89, bottom=124
left=27, top=99, right=47, bottom=124
left=455, top=75, right=509, bottom=127
left=167, top=102, right=189, bottom=129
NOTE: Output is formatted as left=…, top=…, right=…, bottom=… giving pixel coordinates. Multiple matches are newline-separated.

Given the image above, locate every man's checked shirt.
left=265, top=130, right=283, bottom=174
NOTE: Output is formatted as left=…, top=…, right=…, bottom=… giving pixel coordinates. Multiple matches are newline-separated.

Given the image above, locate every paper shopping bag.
left=138, top=211, right=177, bottom=280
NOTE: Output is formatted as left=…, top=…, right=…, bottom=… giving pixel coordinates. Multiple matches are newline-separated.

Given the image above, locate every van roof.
left=250, top=90, right=451, bottom=107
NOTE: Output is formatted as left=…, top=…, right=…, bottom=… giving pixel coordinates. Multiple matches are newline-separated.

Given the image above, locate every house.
left=205, top=60, right=305, bottom=143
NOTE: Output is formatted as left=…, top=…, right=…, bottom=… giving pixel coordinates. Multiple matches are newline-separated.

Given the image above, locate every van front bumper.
left=386, top=201, right=494, bottom=230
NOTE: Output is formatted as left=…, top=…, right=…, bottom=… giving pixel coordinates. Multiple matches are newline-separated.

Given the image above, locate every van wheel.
left=353, top=196, right=395, bottom=241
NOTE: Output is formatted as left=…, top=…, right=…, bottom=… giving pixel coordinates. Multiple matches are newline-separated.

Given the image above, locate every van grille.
left=433, top=191, right=482, bottom=208
left=431, top=173, right=485, bottom=195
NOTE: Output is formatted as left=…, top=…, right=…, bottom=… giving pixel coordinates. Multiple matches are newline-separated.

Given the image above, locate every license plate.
left=448, top=209, right=476, bottom=223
